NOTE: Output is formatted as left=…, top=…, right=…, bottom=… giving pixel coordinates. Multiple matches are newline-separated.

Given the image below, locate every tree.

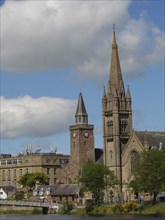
left=79, top=160, right=118, bottom=205
left=129, top=149, right=165, bottom=203
left=19, top=172, right=48, bottom=191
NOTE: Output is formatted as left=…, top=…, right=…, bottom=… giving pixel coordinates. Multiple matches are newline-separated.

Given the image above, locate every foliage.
left=59, top=199, right=74, bottom=214
left=112, top=203, right=123, bottom=213
left=129, top=149, right=165, bottom=203
left=19, top=172, right=48, bottom=190
left=71, top=204, right=165, bottom=216
left=123, top=202, right=137, bottom=213
left=14, top=191, right=24, bottom=200
left=85, top=205, right=94, bottom=214
left=79, top=160, right=118, bottom=205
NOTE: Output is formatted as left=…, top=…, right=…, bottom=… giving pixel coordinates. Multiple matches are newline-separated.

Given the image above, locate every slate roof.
left=0, top=186, right=15, bottom=193
left=95, top=148, right=103, bottom=164
left=135, top=131, right=165, bottom=149
left=51, top=184, right=79, bottom=196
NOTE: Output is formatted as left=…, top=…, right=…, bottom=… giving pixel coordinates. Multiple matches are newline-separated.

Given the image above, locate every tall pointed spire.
left=75, top=92, right=88, bottom=124
left=109, top=30, right=125, bottom=95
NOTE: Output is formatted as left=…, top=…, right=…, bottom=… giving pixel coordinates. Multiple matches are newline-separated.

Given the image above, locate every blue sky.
left=0, top=0, right=164, bottom=155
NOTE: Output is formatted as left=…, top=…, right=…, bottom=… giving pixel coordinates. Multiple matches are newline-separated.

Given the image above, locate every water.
left=0, top=215, right=164, bottom=220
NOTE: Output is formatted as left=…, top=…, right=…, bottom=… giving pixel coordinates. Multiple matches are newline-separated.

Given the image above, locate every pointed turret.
left=109, top=31, right=125, bottom=95
left=102, top=86, right=107, bottom=99
left=75, top=92, right=88, bottom=124
left=126, top=85, right=131, bottom=99
left=102, top=87, right=107, bottom=112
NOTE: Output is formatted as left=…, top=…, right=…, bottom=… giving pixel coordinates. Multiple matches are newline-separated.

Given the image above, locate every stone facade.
left=0, top=153, right=69, bottom=188
left=68, top=92, right=95, bottom=183
left=102, top=31, right=165, bottom=200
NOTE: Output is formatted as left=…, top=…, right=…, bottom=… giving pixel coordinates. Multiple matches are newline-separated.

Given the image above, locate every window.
left=120, top=120, right=127, bottom=135
left=54, top=178, right=57, bottom=184
left=13, top=159, right=17, bottom=164
left=131, top=151, right=138, bottom=175
left=8, top=170, right=11, bottom=177
left=1, top=160, right=7, bottom=165
left=18, top=159, right=22, bottom=164
left=2, top=180, right=5, bottom=186
left=54, top=168, right=56, bottom=174
left=19, top=169, right=22, bottom=176
left=2, top=170, right=5, bottom=177
left=47, top=168, right=50, bottom=174
left=13, top=169, right=16, bottom=177
left=7, top=160, right=12, bottom=165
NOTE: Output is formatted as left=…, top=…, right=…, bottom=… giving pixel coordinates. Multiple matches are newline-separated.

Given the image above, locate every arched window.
left=131, top=151, right=138, bottom=175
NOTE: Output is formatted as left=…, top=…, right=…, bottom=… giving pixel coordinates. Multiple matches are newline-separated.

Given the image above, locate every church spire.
left=109, top=30, right=125, bottom=95
left=75, top=92, right=88, bottom=124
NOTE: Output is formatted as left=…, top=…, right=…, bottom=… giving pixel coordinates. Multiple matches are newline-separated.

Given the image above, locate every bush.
left=112, top=204, right=123, bottom=213
left=59, top=200, right=74, bottom=214
left=123, top=202, right=137, bottom=213
left=85, top=205, right=94, bottom=214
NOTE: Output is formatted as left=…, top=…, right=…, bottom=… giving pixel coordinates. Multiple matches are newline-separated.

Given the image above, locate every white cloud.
left=1, top=0, right=164, bottom=80
left=1, top=96, right=76, bottom=138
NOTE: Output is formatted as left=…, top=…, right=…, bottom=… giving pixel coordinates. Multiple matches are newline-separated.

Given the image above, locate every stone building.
left=102, top=30, right=165, bottom=200
left=0, top=30, right=164, bottom=198
left=0, top=152, right=69, bottom=188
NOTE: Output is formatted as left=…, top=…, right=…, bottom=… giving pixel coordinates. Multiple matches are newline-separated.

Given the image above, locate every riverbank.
left=0, top=203, right=164, bottom=216
left=73, top=203, right=165, bottom=216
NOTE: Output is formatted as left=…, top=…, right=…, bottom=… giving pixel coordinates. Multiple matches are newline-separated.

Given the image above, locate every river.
left=0, top=215, right=164, bottom=220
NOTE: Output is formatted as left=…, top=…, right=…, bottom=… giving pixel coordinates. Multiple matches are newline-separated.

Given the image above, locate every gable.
left=122, top=132, right=144, bottom=165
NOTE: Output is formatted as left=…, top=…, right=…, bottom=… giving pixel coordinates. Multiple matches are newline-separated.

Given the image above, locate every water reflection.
left=0, top=215, right=164, bottom=220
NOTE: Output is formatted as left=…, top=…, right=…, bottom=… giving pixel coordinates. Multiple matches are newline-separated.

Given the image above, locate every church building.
left=66, top=30, right=165, bottom=199
left=102, top=30, right=164, bottom=199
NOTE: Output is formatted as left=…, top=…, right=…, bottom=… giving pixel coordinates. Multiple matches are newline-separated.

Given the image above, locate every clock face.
left=84, top=131, right=89, bottom=138
left=73, top=131, right=76, bottom=138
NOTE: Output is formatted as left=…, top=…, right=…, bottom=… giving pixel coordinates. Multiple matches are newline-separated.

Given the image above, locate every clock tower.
left=69, top=92, right=95, bottom=183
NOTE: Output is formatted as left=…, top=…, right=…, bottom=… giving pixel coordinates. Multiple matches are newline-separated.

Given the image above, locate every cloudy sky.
left=0, top=0, right=164, bottom=155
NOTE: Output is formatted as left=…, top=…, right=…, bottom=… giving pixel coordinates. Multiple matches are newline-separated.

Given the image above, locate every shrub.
left=112, top=204, right=123, bottom=213
left=123, top=202, right=137, bottom=213
left=59, top=200, right=74, bottom=214
left=85, top=205, right=94, bottom=214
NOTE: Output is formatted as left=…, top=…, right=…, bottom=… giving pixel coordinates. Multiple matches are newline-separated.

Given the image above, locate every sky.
left=0, top=0, right=164, bottom=156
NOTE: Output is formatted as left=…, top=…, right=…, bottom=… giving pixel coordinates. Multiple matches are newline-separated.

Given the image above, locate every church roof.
left=135, top=131, right=165, bottom=149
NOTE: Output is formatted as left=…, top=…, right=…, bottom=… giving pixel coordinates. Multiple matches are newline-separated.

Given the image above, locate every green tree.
left=79, top=160, right=118, bottom=205
left=129, top=149, right=165, bottom=203
left=19, top=172, right=48, bottom=191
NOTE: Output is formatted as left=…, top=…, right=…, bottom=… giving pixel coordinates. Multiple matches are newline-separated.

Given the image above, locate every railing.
left=0, top=200, right=59, bottom=209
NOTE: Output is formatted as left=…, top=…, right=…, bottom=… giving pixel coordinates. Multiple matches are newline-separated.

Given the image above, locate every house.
left=0, top=186, right=15, bottom=199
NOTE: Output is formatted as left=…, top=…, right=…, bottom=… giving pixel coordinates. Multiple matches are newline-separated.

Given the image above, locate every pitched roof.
left=135, top=131, right=165, bottom=149
left=0, top=186, right=15, bottom=193
left=51, top=184, right=79, bottom=196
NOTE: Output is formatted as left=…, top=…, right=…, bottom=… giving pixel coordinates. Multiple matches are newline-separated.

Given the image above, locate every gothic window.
left=107, top=120, right=113, bottom=136
left=131, top=151, right=138, bottom=175
left=121, top=120, right=127, bottom=135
